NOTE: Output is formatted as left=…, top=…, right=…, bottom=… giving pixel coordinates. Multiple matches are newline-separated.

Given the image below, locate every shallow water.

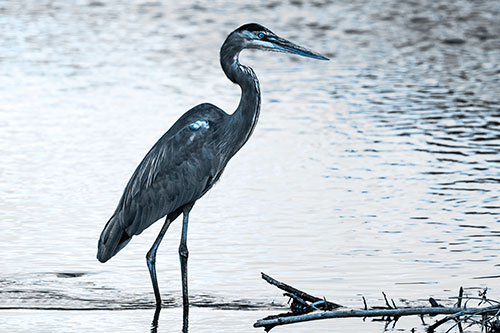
left=1, top=0, right=499, bottom=332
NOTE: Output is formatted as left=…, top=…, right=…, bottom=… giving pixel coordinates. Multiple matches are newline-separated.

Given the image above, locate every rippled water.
left=1, top=0, right=499, bottom=332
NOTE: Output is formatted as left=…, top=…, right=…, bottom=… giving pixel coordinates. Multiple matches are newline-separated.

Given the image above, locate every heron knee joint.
left=146, top=252, right=156, bottom=264
left=178, top=245, right=189, bottom=258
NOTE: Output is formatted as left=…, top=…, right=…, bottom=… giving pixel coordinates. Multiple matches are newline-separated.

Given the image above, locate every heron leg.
left=179, top=203, right=193, bottom=331
left=146, top=216, right=174, bottom=309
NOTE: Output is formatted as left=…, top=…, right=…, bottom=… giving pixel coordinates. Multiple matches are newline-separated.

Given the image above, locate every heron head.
left=234, top=23, right=329, bottom=61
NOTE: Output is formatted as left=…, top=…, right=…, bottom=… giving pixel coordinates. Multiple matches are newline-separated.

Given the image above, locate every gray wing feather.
left=116, top=106, right=226, bottom=236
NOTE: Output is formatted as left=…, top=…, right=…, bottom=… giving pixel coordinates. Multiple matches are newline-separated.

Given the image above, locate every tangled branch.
left=253, top=273, right=500, bottom=332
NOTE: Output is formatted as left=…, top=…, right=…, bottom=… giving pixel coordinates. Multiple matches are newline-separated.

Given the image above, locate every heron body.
left=97, top=23, right=327, bottom=319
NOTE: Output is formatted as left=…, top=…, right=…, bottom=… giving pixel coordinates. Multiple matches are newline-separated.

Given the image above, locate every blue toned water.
left=1, top=0, right=499, bottom=332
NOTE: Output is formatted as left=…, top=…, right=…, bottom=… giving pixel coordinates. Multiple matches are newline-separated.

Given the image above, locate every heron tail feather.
left=97, top=213, right=131, bottom=263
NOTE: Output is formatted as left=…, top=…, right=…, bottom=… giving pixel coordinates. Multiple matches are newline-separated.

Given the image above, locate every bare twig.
left=457, top=287, right=463, bottom=308
left=428, top=310, right=465, bottom=332
left=260, top=272, right=341, bottom=310
left=383, top=292, right=392, bottom=309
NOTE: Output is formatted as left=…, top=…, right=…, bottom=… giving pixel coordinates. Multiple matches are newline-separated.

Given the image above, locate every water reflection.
left=183, top=306, right=188, bottom=333
left=150, top=307, right=161, bottom=333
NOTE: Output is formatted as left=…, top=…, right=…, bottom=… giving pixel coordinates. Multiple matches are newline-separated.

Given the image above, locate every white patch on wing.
left=189, top=120, right=209, bottom=130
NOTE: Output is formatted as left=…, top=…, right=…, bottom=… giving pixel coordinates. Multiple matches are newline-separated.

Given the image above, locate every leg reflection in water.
left=183, top=305, right=188, bottom=332
left=150, top=307, right=161, bottom=333
left=150, top=307, right=189, bottom=332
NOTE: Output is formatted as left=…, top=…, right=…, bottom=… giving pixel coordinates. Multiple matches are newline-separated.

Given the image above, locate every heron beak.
left=269, top=36, right=329, bottom=61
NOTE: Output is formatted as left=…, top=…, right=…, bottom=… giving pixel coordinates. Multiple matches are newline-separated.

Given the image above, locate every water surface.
left=1, top=0, right=499, bottom=332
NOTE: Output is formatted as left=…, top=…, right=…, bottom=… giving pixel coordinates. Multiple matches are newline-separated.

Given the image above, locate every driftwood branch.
left=254, top=273, right=500, bottom=332
left=254, top=306, right=500, bottom=327
left=260, top=272, right=341, bottom=311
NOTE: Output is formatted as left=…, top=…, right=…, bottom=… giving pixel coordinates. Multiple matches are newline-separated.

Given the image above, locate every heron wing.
left=115, top=104, right=228, bottom=236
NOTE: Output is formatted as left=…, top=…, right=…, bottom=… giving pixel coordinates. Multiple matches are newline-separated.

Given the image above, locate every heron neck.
left=220, top=44, right=261, bottom=153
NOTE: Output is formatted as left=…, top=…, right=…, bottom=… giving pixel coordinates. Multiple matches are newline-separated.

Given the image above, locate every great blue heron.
left=97, top=23, right=327, bottom=315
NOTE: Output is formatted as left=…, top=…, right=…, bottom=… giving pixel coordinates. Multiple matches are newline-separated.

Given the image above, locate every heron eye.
left=258, top=33, right=264, bottom=39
